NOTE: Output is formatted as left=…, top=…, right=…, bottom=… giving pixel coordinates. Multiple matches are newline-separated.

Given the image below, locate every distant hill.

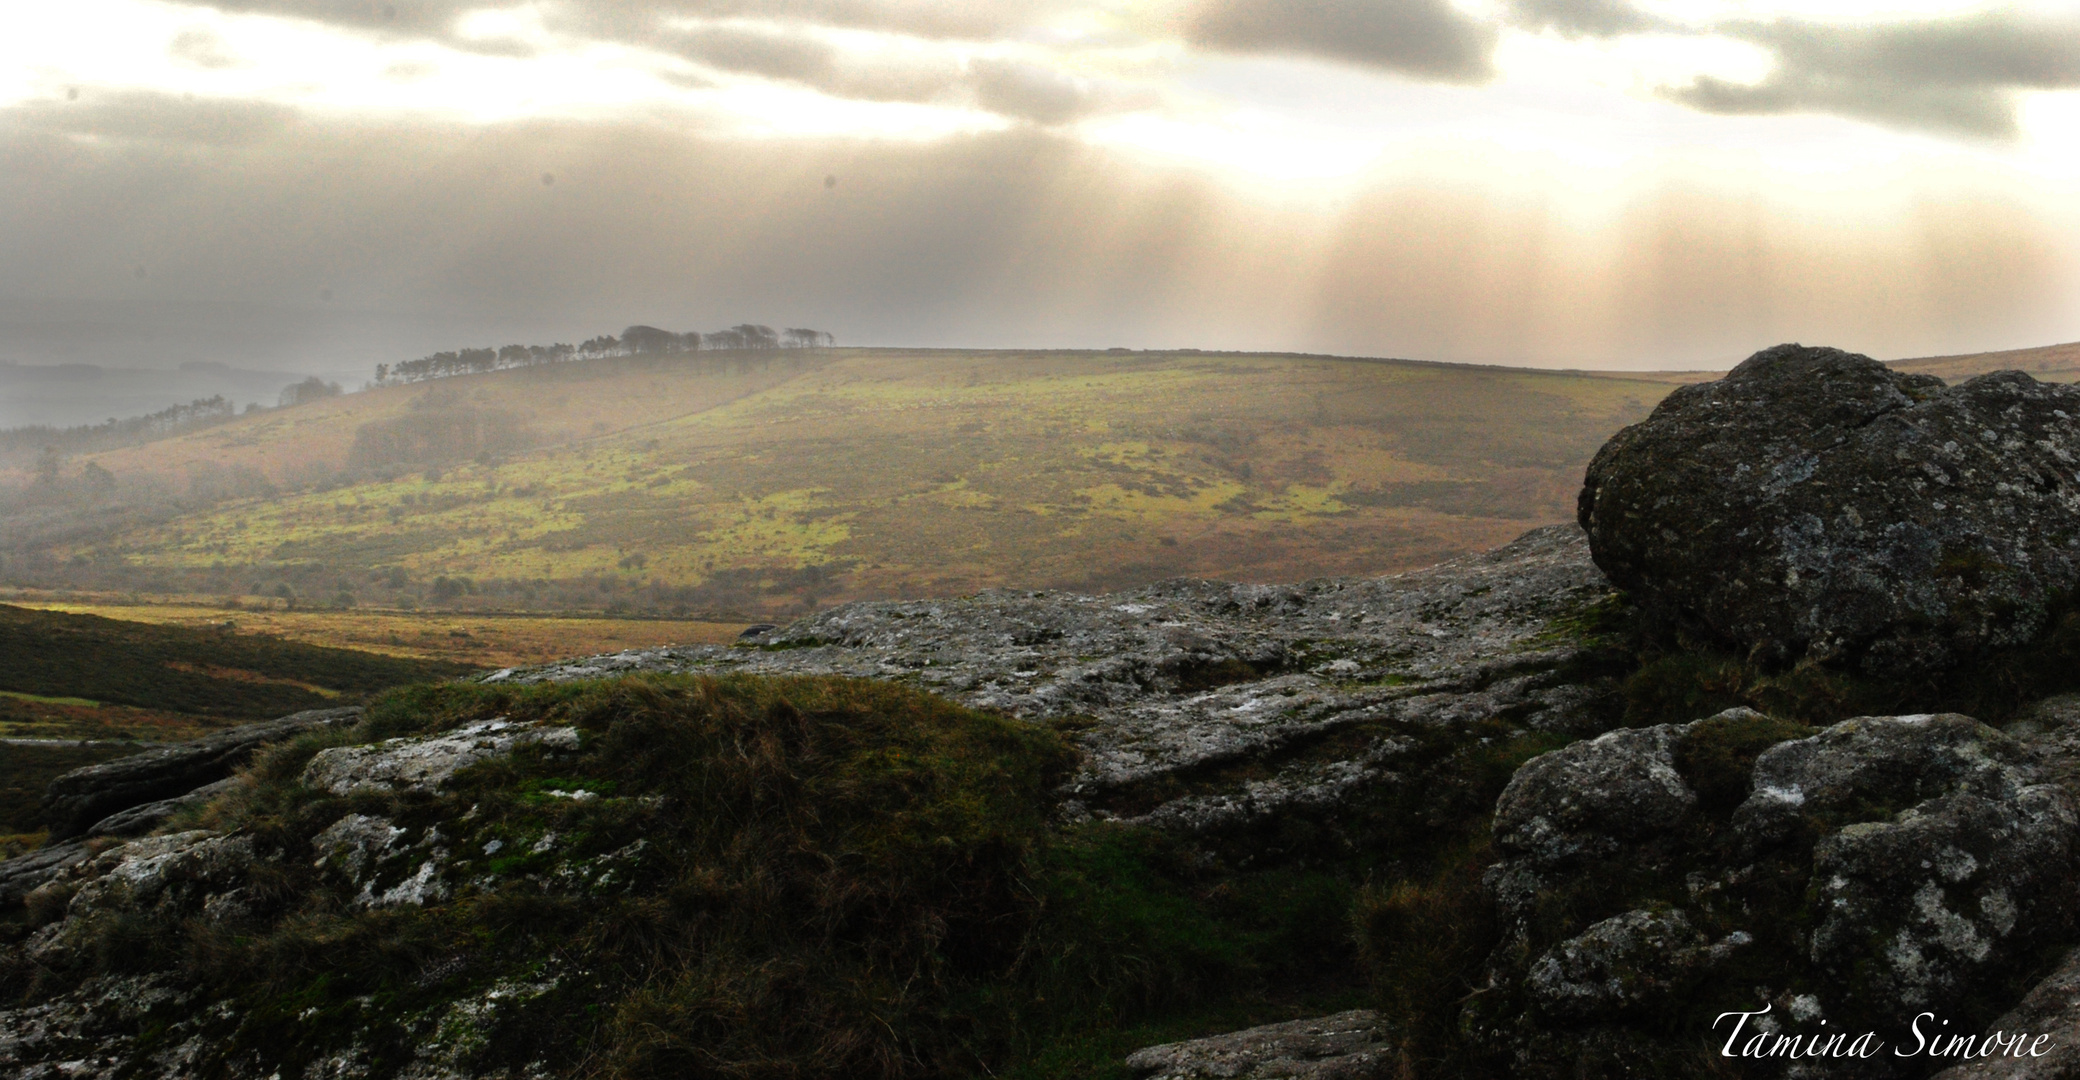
left=1890, top=341, right=2080, bottom=384
left=0, top=347, right=1690, bottom=617
left=11, top=340, right=2070, bottom=621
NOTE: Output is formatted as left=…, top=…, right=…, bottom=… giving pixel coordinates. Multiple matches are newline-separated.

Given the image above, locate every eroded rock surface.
left=1123, top=1009, right=1395, bottom=1079
left=1580, top=343, right=2080, bottom=676
left=301, top=718, right=580, bottom=795
left=1476, top=708, right=2080, bottom=1076
left=500, top=524, right=1621, bottom=831
left=40, top=706, right=363, bottom=840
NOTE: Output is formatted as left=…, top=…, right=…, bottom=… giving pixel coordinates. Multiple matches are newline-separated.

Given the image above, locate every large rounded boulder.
left=1579, top=343, right=2080, bottom=676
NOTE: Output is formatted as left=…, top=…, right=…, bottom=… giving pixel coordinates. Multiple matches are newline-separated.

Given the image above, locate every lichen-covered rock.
left=1734, top=713, right=2038, bottom=847
left=301, top=718, right=580, bottom=795
left=61, top=829, right=257, bottom=919
left=1123, top=1009, right=1395, bottom=1079
left=1579, top=343, right=2080, bottom=677
left=501, top=524, right=1622, bottom=833
left=1525, top=908, right=1747, bottom=1022
left=312, top=813, right=452, bottom=908
left=40, top=706, right=363, bottom=839
left=1478, top=707, right=2080, bottom=1075
left=1931, top=946, right=2080, bottom=1079
left=1809, top=784, right=2079, bottom=1011
left=1493, top=723, right=1696, bottom=866
left=85, top=776, right=243, bottom=838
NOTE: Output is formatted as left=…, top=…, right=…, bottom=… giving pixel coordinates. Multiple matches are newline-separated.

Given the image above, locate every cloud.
left=669, top=23, right=841, bottom=82
left=665, top=23, right=964, bottom=103
left=970, top=58, right=1108, bottom=125
left=200, top=0, right=1062, bottom=44
left=1672, top=13, right=2080, bottom=138
left=2, top=90, right=297, bottom=147
left=1183, top=0, right=1497, bottom=83
left=1503, top=0, right=1658, bottom=37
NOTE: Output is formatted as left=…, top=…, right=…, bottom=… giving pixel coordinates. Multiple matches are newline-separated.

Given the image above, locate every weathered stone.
left=1809, top=784, right=2079, bottom=1011
left=503, top=524, right=1620, bottom=831
left=301, top=718, right=580, bottom=795
left=1525, top=908, right=1745, bottom=1022
left=312, top=813, right=451, bottom=908
left=39, top=706, right=363, bottom=840
left=1579, top=343, right=2080, bottom=677
left=85, top=776, right=243, bottom=838
left=1123, top=1009, right=1395, bottom=1079
left=0, top=838, right=97, bottom=906
left=1493, top=723, right=1696, bottom=867
left=1733, top=713, right=2038, bottom=848
left=61, top=830, right=257, bottom=918
left=1931, top=946, right=2080, bottom=1079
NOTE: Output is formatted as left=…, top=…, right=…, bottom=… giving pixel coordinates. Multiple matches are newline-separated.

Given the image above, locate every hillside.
left=6, top=348, right=1690, bottom=618
left=1891, top=339, right=2080, bottom=383
left=7, top=343, right=2068, bottom=622
left=0, top=605, right=472, bottom=839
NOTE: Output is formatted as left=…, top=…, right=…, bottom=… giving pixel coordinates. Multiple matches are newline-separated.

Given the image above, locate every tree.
left=33, top=447, right=60, bottom=486
left=280, top=377, right=343, bottom=407
left=621, top=325, right=679, bottom=354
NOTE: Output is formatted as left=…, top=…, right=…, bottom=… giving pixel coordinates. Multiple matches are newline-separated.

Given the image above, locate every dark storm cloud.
left=1183, top=0, right=1497, bottom=82
left=1671, top=13, right=2080, bottom=139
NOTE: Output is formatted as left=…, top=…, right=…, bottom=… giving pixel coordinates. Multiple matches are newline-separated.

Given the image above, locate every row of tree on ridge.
left=374, top=324, right=835, bottom=385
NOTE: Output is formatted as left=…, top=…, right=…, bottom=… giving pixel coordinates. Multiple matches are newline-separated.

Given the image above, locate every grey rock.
left=1810, top=784, right=2080, bottom=1011
left=1123, top=1009, right=1395, bottom=1079
left=1734, top=713, right=2038, bottom=848
left=40, top=706, right=363, bottom=840
left=85, top=776, right=244, bottom=838
left=312, top=813, right=452, bottom=908
left=0, top=839, right=96, bottom=906
left=1526, top=908, right=1742, bottom=1022
left=60, top=830, right=258, bottom=918
left=1931, top=946, right=2080, bottom=1079
left=1493, top=722, right=1697, bottom=866
left=1579, top=343, right=2080, bottom=677
left=301, top=718, right=580, bottom=796
left=501, top=524, right=1619, bottom=830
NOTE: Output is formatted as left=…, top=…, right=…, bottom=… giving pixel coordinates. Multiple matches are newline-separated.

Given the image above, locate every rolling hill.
left=3, top=343, right=2069, bottom=620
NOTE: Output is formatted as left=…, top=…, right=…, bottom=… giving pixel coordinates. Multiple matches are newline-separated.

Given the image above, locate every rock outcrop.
left=1475, top=708, right=2080, bottom=1076
left=1580, top=343, right=2080, bottom=677
left=1123, top=1010, right=1395, bottom=1079
left=39, top=707, right=363, bottom=840
left=500, top=523, right=1622, bottom=834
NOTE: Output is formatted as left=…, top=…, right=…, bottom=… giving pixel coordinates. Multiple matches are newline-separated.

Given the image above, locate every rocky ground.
left=8, top=347, right=2080, bottom=1079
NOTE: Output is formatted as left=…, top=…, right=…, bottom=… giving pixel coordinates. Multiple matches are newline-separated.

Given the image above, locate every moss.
left=1671, top=712, right=1812, bottom=814
left=1621, top=651, right=1747, bottom=728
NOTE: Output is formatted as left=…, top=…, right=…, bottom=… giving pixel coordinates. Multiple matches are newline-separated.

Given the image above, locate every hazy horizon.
left=5, top=0, right=2079, bottom=378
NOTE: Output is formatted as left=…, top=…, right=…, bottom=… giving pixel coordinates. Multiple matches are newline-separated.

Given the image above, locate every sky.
left=2, top=0, right=2078, bottom=374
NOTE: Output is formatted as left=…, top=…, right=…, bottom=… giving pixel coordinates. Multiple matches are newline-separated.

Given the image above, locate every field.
left=14, top=348, right=1694, bottom=617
